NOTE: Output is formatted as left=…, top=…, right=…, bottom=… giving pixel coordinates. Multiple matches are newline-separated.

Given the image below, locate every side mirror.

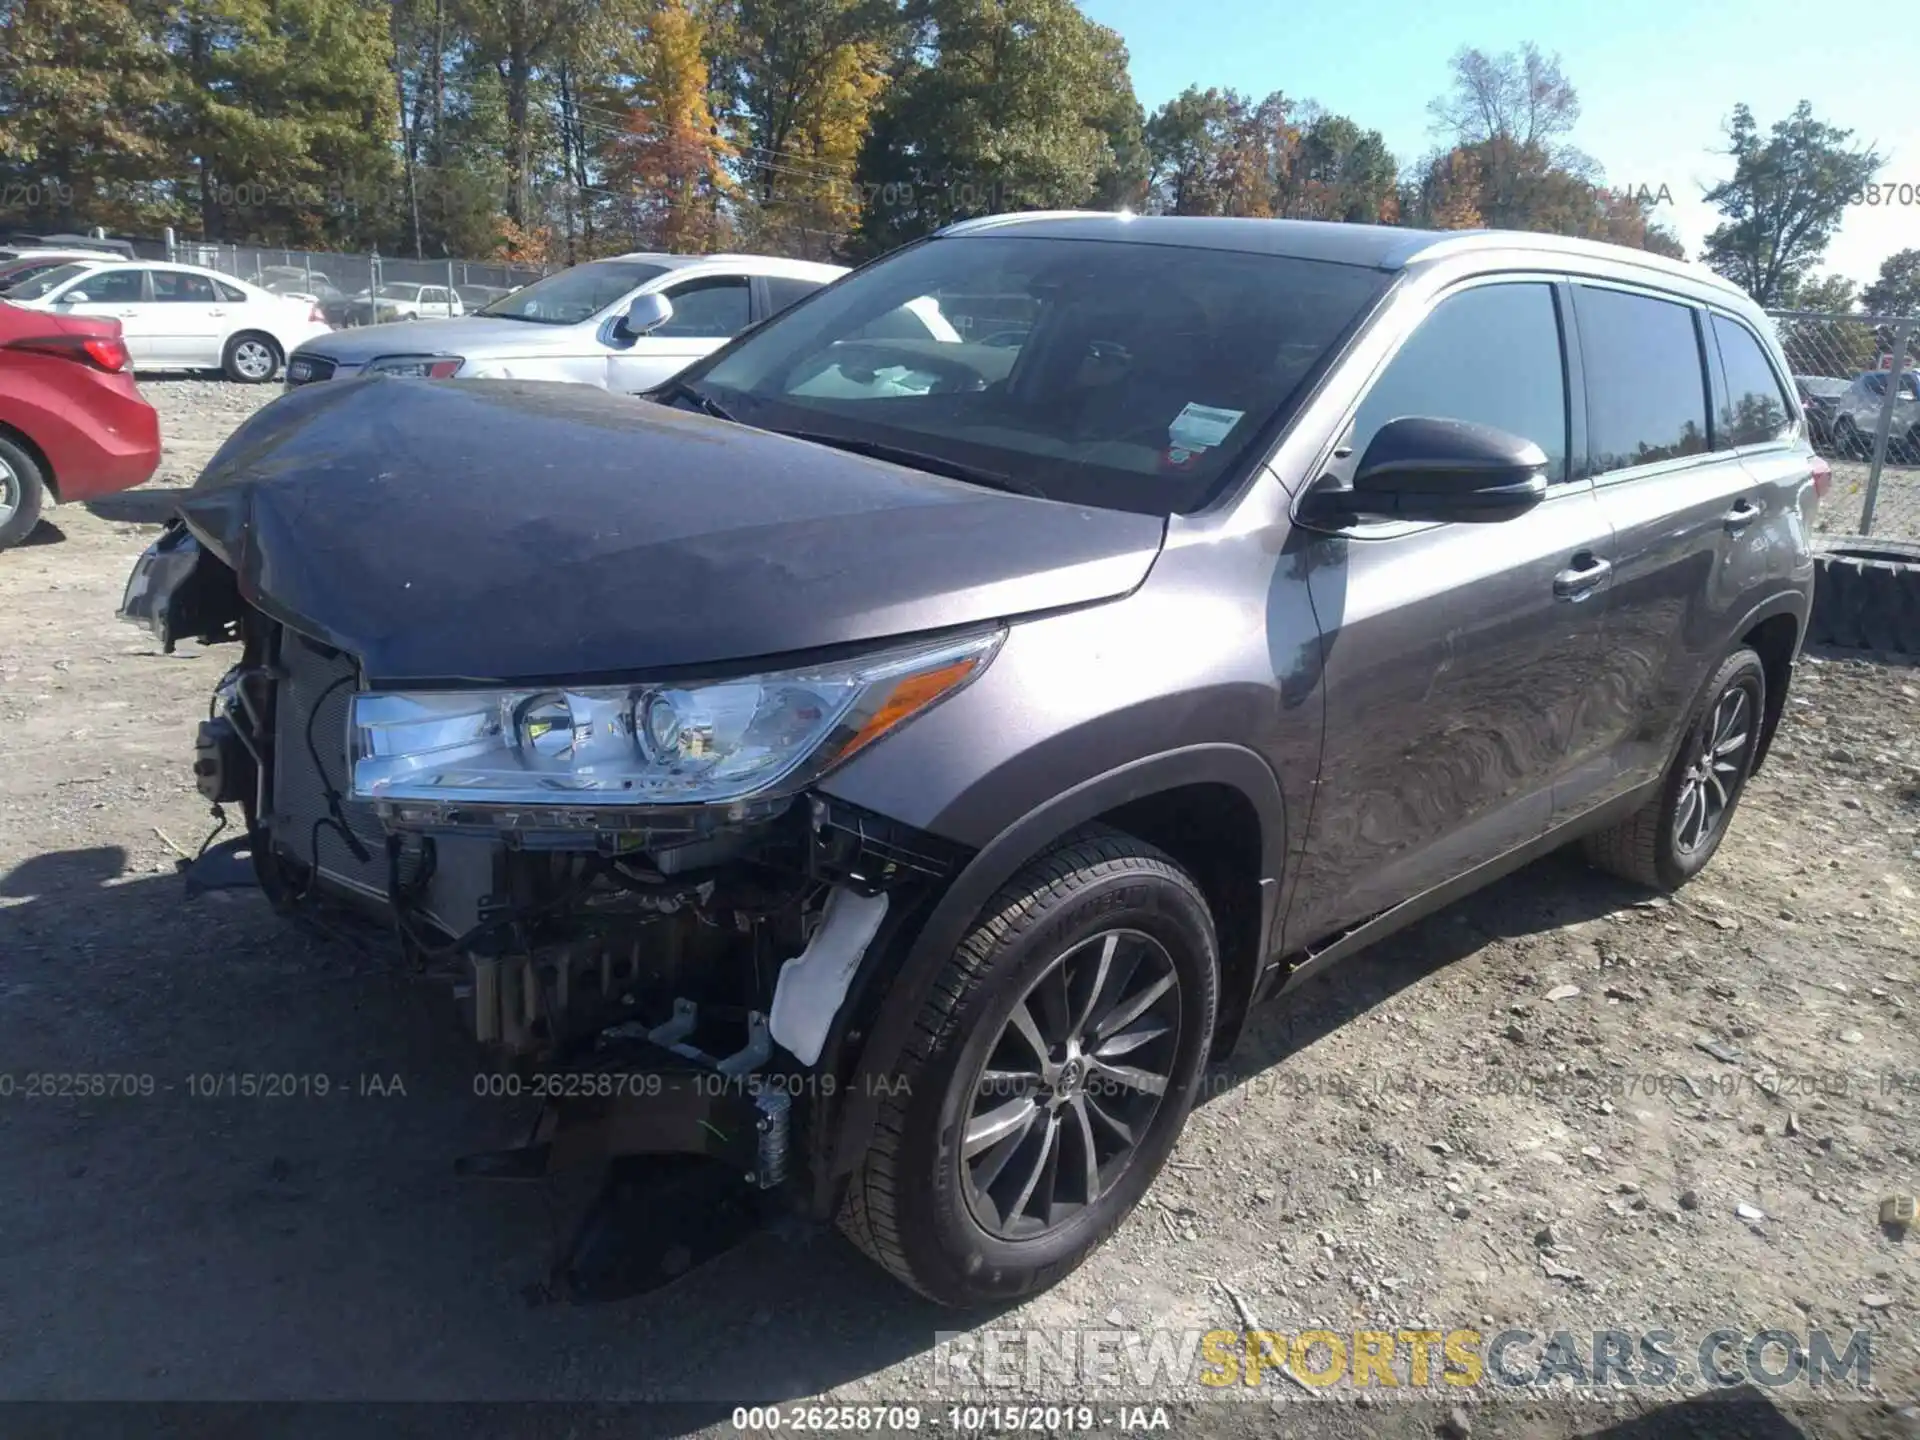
left=1305, top=416, right=1550, bottom=525
left=56, top=291, right=86, bottom=305
left=621, top=292, right=673, bottom=338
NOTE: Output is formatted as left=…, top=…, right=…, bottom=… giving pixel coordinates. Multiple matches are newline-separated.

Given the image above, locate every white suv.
left=285, top=252, right=846, bottom=392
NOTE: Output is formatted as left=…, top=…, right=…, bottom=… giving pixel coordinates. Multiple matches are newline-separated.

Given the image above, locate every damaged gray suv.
left=122, top=213, right=1820, bottom=1307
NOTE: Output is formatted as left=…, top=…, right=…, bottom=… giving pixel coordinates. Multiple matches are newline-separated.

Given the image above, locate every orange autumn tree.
left=743, top=37, right=888, bottom=260
left=604, top=0, right=738, bottom=252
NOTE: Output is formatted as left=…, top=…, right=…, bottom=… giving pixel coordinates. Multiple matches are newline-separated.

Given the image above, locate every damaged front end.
left=120, top=374, right=1167, bottom=1294
left=124, top=526, right=983, bottom=1232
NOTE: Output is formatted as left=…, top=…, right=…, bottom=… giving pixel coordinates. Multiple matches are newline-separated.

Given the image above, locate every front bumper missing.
left=456, top=1015, right=792, bottom=1186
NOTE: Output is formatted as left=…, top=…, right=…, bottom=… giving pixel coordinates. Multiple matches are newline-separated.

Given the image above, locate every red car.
left=0, top=299, right=162, bottom=549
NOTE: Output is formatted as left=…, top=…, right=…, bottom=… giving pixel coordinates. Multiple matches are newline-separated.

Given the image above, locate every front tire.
left=0, top=433, right=48, bottom=551
left=838, top=828, right=1218, bottom=1307
left=1584, top=648, right=1766, bottom=892
left=223, top=332, right=282, bottom=383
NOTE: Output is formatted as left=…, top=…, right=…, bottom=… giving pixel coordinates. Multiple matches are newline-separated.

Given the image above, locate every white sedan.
left=284, top=252, right=846, bottom=392
left=6, top=260, right=331, bottom=382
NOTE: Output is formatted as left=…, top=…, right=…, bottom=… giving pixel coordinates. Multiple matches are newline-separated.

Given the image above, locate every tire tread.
left=1583, top=648, right=1765, bottom=893
left=836, top=826, right=1200, bottom=1298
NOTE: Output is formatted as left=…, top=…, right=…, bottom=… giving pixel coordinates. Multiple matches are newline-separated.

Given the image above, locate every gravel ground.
left=1, top=380, right=1917, bottom=1437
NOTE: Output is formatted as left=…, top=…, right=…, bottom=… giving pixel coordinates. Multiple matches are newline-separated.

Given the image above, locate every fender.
left=818, top=742, right=1288, bottom=1199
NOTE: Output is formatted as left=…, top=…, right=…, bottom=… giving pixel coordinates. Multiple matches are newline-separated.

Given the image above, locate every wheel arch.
left=0, top=419, right=57, bottom=502
left=1732, top=590, right=1807, bottom=775
left=817, top=743, right=1287, bottom=1206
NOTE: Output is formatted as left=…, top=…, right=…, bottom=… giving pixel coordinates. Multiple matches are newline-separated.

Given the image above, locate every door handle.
left=1723, top=498, right=1762, bottom=533
left=1553, top=552, right=1612, bottom=601
left=117, top=309, right=138, bottom=318
left=207, top=308, right=226, bottom=317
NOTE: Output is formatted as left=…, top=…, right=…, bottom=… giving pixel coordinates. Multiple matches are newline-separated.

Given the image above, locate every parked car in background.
left=7, top=260, right=330, bottom=382
left=286, top=252, right=845, bottom=391
left=254, top=266, right=353, bottom=327
left=1828, top=368, right=1920, bottom=460
left=0, top=252, right=126, bottom=295
left=344, top=282, right=465, bottom=326
left=126, top=215, right=1817, bottom=1308
left=0, top=300, right=161, bottom=549
left=1793, top=374, right=1847, bottom=449
left=0, top=233, right=137, bottom=262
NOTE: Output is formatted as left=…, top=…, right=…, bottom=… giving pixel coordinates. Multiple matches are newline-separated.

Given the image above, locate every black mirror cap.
left=1346, top=415, right=1551, bottom=523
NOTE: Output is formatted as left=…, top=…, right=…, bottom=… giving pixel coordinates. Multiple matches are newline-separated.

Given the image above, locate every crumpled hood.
left=179, top=376, right=1165, bottom=687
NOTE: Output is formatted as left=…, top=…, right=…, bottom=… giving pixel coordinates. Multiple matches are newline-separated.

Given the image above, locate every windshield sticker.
left=1168, top=402, right=1245, bottom=454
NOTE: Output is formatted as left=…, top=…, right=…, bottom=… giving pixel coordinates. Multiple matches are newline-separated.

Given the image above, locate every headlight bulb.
left=517, top=693, right=577, bottom=761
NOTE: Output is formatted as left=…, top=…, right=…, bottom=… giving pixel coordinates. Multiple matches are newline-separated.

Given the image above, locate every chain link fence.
left=128, top=235, right=549, bottom=329
left=1766, top=309, right=1919, bottom=541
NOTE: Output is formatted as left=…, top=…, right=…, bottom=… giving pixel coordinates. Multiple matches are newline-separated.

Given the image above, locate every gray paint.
left=161, top=216, right=1813, bottom=997
left=818, top=225, right=1814, bottom=958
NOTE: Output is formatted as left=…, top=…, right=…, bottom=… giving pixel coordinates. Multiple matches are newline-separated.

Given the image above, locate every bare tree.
left=1428, top=43, right=1580, bottom=157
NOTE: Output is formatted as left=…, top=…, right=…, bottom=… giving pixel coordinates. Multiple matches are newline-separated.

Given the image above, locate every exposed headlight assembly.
left=364, top=354, right=464, bottom=378
left=348, top=629, right=1001, bottom=824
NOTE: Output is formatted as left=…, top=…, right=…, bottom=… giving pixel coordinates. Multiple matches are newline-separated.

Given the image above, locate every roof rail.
left=936, top=210, right=1119, bottom=237
left=1398, top=229, right=1738, bottom=295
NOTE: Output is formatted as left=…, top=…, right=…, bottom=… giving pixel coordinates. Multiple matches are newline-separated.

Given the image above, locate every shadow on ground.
left=1225, top=846, right=1646, bottom=1090
left=0, top=841, right=1787, bottom=1424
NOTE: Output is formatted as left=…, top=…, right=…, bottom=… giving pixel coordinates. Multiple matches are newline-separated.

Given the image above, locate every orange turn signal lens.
left=836, top=653, right=990, bottom=763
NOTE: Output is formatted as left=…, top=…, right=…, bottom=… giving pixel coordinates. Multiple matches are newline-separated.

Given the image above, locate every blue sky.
left=1080, top=0, right=1920, bottom=290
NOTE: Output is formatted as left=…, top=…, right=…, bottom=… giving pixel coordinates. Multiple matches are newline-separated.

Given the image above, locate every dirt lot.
left=1, top=381, right=1917, bottom=1436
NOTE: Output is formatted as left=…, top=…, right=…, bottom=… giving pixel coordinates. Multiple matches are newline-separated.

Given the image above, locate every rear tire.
left=223, top=332, right=282, bottom=383
left=837, top=827, right=1218, bottom=1307
left=1583, top=648, right=1766, bottom=892
left=0, top=434, right=48, bottom=552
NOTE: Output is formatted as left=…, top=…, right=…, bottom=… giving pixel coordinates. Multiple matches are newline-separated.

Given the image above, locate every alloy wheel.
left=961, top=928, right=1183, bottom=1241
left=1674, top=682, right=1755, bottom=856
left=0, top=457, right=16, bottom=527
left=234, top=340, right=275, bottom=379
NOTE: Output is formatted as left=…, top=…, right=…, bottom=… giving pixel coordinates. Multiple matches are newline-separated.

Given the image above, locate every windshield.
left=684, top=235, right=1389, bottom=514
left=9, top=263, right=93, bottom=300
left=477, top=259, right=670, bottom=325
left=0, top=259, right=73, bottom=287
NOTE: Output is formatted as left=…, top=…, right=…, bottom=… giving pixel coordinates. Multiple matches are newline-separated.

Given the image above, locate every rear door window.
left=1576, top=285, right=1711, bottom=474
left=765, top=276, right=826, bottom=316
left=151, top=271, right=219, bottom=302
left=1710, top=314, right=1794, bottom=448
